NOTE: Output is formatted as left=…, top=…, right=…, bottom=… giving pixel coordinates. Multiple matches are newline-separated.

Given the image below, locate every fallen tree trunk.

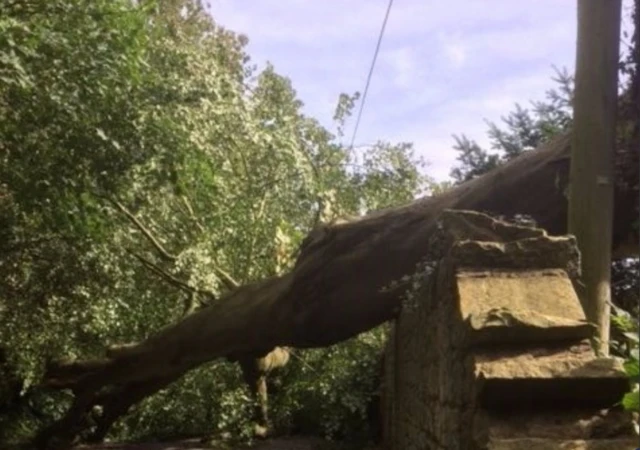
left=36, top=131, right=638, bottom=449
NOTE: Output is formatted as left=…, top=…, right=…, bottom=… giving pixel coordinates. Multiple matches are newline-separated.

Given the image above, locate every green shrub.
left=270, top=326, right=387, bottom=444
left=611, top=304, right=639, bottom=435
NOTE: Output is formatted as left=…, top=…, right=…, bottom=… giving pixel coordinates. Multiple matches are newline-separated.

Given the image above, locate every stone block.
left=458, top=269, right=586, bottom=322
left=476, top=354, right=629, bottom=408
left=468, top=308, right=595, bottom=345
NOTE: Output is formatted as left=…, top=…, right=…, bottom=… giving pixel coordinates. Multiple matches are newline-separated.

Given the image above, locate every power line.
left=349, top=0, right=394, bottom=150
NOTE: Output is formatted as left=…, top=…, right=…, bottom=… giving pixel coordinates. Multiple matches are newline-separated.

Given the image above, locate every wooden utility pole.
left=568, top=0, right=622, bottom=355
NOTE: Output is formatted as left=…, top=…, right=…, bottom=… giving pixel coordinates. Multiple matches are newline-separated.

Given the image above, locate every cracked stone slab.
left=467, top=307, right=595, bottom=345
left=476, top=355, right=626, bottom=380
left=457, top=269, right=586, bottom=323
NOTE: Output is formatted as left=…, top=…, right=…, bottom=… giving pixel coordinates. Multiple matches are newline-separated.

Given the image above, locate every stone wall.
left=381, top=210, right=636, bottom=450
left=386, top=256, right=476, bottom=449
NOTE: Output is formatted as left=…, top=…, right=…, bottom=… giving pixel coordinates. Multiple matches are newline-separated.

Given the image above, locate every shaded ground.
left=73, top=437, right=379, bottom=450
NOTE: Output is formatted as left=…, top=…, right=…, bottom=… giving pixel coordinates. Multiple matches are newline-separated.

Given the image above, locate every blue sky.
left=207, top=1, right=633, bottom=181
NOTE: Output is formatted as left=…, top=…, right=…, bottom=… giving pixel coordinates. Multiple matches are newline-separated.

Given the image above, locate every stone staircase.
left=382, top=210, right=638, bottom=450
left=462, top=269, right=637, bottom=449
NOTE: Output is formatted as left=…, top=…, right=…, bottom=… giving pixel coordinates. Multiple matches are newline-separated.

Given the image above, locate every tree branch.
left=215, top=267, right=240, bottom=290
left=108, top=199, right=176, bottom=262
left=109, top=197, right=239, bottom=293
left=126, top=249, right=215, bottom=300
left=180, top=195, right=206, bottom=234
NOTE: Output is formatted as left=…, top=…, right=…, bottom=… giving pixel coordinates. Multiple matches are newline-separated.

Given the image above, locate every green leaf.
left=624, top=359, right=639, bottom=378
left=622, top=387, right=640, bottom=412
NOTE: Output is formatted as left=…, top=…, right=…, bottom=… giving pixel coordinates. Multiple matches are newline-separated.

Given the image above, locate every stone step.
left=489, top=437, right=638, bottom=450
left=484, top=408, right=637, bottom=441
left=457, top=269, right=596, bottom=346
left=476, top=353, right=629, bottom=408
left=457, top=269, right=585, bottom=319
left=467, top=308, right=595, bottom=345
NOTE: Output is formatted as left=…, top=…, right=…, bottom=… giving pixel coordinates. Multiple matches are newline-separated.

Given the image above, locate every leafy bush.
left=611, top=305, right=639, bottom=425
left=110, top=362, right=254, bottom=443
left=270, top=326, right=388, bottom=443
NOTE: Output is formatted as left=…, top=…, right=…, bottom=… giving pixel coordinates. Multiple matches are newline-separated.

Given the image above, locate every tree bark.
left=233, top=347, right=291, bottom=438
left=35, top=131, right=638, bottom=449
left=569, top=0, right=622, bottom=354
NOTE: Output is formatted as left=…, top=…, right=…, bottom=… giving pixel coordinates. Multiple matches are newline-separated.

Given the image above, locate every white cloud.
left=444, top=42, right=467, bottom=69
left=381, top=47, right=418, bottom=89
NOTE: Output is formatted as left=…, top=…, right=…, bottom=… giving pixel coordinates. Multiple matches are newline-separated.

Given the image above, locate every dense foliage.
left=0, top=0, right=430, bottom=445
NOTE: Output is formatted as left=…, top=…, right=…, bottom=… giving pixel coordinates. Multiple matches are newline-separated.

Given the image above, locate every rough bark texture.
left=568, top=0, right=622, bottom=354
left=36, top=132, right=638, bottom=449
left=382, top=211, right=636, bottom=450
left=232, top=347, right=291, bottom=438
